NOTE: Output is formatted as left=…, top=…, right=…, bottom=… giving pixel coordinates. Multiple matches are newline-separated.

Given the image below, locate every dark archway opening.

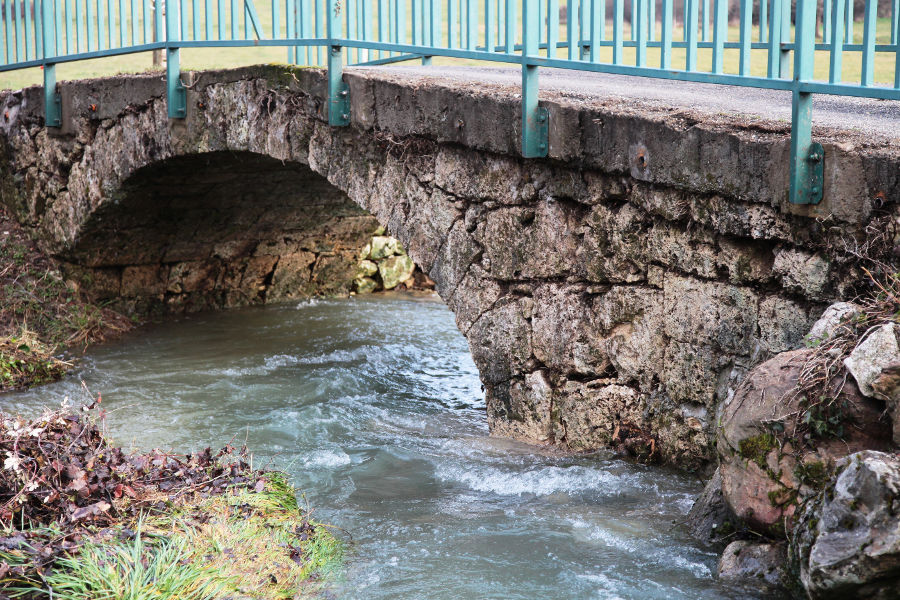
left=61, top=151, right=379, bottom=314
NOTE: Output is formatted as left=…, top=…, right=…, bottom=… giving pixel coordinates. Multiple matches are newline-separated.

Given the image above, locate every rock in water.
left=717, top=349, right=892, bottom=537
left=378, top=255, right=415, bottom=290
left=792, top=451, right=900, bottom=599
left=844, top=323, right=900, bottom=398
left=354, top=276, right=378, bottom=294
left=717, top=540, right=789, bottom=593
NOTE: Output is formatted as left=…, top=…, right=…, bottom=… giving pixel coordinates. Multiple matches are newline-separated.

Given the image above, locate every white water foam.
left=436, top=463, right=634, bottom=496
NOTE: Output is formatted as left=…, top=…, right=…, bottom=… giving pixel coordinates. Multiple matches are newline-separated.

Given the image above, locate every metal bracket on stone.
left=43, top=65, right=62, bottom=128
left=805, top=142, right=824, bottom=205
left=329, top=80, right=351, bottom=126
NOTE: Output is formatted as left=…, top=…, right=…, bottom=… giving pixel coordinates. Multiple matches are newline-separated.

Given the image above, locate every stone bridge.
left=1, top=65, right=898, bottom=470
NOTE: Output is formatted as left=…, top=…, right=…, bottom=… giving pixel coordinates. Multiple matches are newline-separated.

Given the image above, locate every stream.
left=1, top=293, right=760, bottom=599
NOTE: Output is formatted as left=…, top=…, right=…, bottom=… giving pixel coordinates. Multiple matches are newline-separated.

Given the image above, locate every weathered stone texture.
left=1, top=65, right=896, bottom=468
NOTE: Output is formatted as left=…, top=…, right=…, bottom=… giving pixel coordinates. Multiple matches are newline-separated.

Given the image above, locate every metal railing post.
left=166, top=0, right=186, bottom=118
left=41, top=0, right=61, bottom=127
left=327, top=0, right=350, bottom=125
left=789, top=0, right=823, bottom=204
left=521, top=0, right=548, bottom=157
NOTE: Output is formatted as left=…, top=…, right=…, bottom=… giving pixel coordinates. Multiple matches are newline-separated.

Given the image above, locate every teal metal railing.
left=1, top=0, right=899, bottom=203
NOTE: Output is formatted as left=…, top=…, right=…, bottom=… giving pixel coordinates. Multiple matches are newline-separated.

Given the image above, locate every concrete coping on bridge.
left=2, top=64, right=897, bottom=224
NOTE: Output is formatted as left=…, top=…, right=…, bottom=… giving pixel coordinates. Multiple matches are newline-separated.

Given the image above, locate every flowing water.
left=1, top=293, right=759, bottom=600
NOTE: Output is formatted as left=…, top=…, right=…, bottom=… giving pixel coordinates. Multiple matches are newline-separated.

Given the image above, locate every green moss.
left=795, top=460, right=831, bottom=491
left=739, top=432, right=779, bottom=470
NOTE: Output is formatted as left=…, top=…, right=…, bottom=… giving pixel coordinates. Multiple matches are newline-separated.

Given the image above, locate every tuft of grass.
left=25, top=524, right=233, bottom=600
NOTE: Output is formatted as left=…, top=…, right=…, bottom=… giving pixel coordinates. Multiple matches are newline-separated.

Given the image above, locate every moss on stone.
left=739, top=432, right=779, bottom=470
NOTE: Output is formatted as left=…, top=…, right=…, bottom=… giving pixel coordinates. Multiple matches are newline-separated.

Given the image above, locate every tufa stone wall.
left=0, top=65, right=897, bottom=469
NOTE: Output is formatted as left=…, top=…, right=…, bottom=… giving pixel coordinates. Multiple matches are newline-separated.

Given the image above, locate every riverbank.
left=0, top=207, right=132, bottom=391
left=0, top=406, right=342, bottom=598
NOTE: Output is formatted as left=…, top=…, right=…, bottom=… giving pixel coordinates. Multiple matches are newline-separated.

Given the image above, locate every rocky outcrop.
left=791, top=451, right=900, bottom=599
left=1, top=66, right=897, bottom=468
left=717, top=348, right=892, bottom=536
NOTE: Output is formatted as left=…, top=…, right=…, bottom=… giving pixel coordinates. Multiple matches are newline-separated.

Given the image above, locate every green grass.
left=0, top=8, right=895, bottom=92
left=2, top=473, right=343, bottom=600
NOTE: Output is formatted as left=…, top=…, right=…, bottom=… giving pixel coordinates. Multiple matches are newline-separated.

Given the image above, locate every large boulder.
left=718, top=349, right=892, bottom=536
left=792, top=451, right=900, bottom=599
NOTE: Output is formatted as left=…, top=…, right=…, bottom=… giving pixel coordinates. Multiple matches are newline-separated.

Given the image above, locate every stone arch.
left=61, top=150, right=382, bottom=314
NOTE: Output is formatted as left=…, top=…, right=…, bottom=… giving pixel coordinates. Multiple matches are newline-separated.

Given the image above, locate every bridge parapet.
left=0, top=65, right=897, bottom=468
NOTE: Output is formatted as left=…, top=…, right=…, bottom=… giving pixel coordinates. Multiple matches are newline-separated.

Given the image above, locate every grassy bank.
left=0, top=207, right=132, bottom=391
left=0, top=407, right=342, bottom=599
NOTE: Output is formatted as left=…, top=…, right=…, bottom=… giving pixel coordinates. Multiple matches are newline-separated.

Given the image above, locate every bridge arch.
left=2, top=67, right=894, bottom=470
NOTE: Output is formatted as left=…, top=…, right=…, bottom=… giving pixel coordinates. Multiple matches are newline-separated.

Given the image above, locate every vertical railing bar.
left=589, top=0, right=600, bottom=60
left=738, top=0, right=750, bottom=74
left=636, top=0, right=646, bottom=65
left=496, top=0, right=503, bottom=48
left=844, top=0, right=852, bottom=43
left=538, top=0, right=545, bottom=48
left=365, top=0, right=373, bottom=60
left=55, top=0, right=63, bottom=53
left=860, top=0, right=876, bottom=85
left=778, top=0, right=789, bottom=76
left=485, top=0, right=494, bottom=50
left=191, top=0, right=197, bottom=38
left=448, top=0, right=457, bottom=47
left=566, top=0, right=577, bottom=58
left=271, top=0, right=279, bottom=37
left=180, top=0, right=186, bottom=39
left=411, top=0, right=418, bottom=44
left=711, top=0, right=725, bottom=72
left=660, top=0, right=671, bottom=67
left=829, top=0, right=844, bottom=82
left=86, top=0, right=95, bottom=50
left=35, top=0, right=43, bottom=60
left=759, top=0, right=767, bottom=42
left=701, top=0, right=708, bottom=41
left=466, top=0, right=475, bottom=49
left=378, top=0, right=386, bottom=55
left=155, top=0, right=163, bottom=45
left=64, top=0, right=72, bottom=52
left=76, top=0, right=83, bottom=52
left=230, top=0, right=237, bottom=38
left=685, top=0, right=696, bottom=69
left=630, top=0, right=636, bottom=40
left=892, top=0, right=900, bottom=45
left=99, top=0, right=107, bottom=50
left=14, top=0, right=23, bottom=60
left=394, top=0, right=403, bottom=45
left=285, top=0, right=293, bottom=58
left=613, top=0, right=623, bottom=62
left=766, top=0, right=780, bottom=76
left=504, top=0, right=513, bottom=52
left=648, top=0, right=654, bottom=42
left=823, top=0, right=830, bottom=43
left=132, top=0, right=139, bottom=42
left=216, top=0, right=223, bottom=38
left=151, top=0, right=159, bottom=43
left=24, top=0, right=33, bottom=59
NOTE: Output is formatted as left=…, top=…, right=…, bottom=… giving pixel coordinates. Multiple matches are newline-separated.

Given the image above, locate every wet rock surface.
left=792, top=451, right=900, bottom=599
left=1, top=66, right=897, bottom=467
